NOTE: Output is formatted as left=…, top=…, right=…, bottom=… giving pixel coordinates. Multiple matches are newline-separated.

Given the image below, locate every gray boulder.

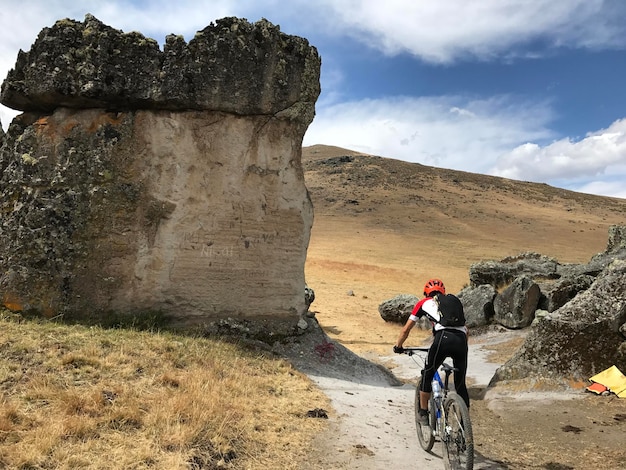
left=457, top=284, right=496, bottom=327
left=469, top=252, right=559, bottom=288
left=378, top=294, right=419, bottom=324
left=607, top=225, right=626, bottom=253
left=305, top=284, right=315, bottom=308
left=557, top=254, right=622, bottom=279
left=493, top=275, right=540, bottom=329
left=537, top=275, right=594, bottom=312
left=493, top=259, right=626, bottom=382
left=378, top=294, right=434, bottom=330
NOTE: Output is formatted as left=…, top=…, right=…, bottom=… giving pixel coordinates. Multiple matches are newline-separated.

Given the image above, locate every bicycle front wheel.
left=414, top=377, right=435, bottom=451
left=442, top=392, right=474, bottom=470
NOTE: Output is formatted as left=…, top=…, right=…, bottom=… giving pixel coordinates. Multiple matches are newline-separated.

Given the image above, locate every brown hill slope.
left=302, top=144, right=626, bottom=354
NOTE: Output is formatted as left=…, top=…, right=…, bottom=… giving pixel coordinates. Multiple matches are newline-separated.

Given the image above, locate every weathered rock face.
left=607, top=225, right=626, bottom=253
left=469, top=252, right=559, bottom=288
left=537, top=275, right=594, bottom=312
left=493, top=275, right=540, bottom=329
left=0, top=15, right=320, bottom=329
left=457, top=284, right=496, bottom=327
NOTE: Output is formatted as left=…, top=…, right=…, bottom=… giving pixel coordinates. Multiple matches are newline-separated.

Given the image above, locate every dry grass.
left=0, top=311, right=329, bottom=469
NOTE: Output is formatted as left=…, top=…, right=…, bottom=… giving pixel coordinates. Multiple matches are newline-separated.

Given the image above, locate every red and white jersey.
left=409, top=297, right=467, bottom=333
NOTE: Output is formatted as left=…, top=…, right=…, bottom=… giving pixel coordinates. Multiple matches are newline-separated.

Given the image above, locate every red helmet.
left=423, top=278, right=445, bottom=296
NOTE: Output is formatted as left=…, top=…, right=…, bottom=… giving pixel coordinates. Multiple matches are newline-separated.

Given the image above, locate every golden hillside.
left=302, top=144, right=626, bottom=354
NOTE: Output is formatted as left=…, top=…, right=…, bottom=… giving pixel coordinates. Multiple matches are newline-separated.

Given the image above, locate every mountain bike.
left=402, top=346, right=474, bottom=470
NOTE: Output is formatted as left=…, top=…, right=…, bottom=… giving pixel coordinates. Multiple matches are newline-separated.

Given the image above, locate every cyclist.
left=393, top=278, right=469, bottom=424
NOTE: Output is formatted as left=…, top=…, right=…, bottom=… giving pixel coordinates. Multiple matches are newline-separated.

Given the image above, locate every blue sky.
left=1, top=1, right=625, bottom=198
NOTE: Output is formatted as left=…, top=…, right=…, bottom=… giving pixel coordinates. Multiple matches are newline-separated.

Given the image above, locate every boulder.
left=492, top=259, right=626, bottom=382
left=305, top=284, right=315, bottom=309
left=0, top=15, right=320, bottom=331
left=556, top=254, right=622, bottom=279
left=536, top=275, right=594, bottom=312
left=378, top=294, right=419, bottom=324
left=469, top=252, right=559, bottom=288
left=457, top=284, right=496, bottom=327
left=493, top=275, right=540, bottom=329
left=607, top=224, right=626, bottom=253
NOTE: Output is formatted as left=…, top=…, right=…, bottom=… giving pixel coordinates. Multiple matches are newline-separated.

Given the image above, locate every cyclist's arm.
left=395, top=298, right=429, bottom=348
left=395, top=318, right=415, bottom=348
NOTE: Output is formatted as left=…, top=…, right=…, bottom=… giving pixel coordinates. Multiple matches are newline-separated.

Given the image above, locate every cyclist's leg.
left=420, top=330, right=447, bottom=410
left=449, top=331, right=470, bottom=409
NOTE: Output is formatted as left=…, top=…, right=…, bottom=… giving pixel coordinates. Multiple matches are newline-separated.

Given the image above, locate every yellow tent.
left=587, top=366, right=626, bottom=398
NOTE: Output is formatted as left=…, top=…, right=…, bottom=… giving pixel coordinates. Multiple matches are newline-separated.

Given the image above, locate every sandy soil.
left=299, top=145, right=626, bottom=469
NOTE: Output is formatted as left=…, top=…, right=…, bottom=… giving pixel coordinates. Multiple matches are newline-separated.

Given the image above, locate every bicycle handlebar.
left=400, top=346, right=429, bottom=356
left=399, top=346, right=459, bottom=375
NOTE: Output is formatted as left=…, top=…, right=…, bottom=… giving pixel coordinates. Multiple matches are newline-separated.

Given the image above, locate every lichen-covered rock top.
left=0, top=14, right=321, bottom=118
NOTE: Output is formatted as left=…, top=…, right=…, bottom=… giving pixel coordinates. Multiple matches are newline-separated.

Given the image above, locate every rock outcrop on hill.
left=0, top=15, right=320, bottom=332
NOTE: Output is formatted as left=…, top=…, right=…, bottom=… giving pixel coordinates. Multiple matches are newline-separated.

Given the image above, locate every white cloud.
left=576, top=179, right=626, bottom=199
left=492, top=118, right=626, bottom=182
left=304, top=95, right=556, bottom=173
left=311, top=0, right=626, bottom=63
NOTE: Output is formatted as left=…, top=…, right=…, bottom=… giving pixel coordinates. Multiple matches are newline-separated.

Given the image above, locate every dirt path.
left=278, top=322, right=626, bottom=470
left=278, top=320, right=521, bottom=469
left=291, top=325, right=515, bottom=469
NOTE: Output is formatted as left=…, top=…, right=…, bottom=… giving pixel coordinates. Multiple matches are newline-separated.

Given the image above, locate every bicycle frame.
left=430, top=365, right=451, bottom=439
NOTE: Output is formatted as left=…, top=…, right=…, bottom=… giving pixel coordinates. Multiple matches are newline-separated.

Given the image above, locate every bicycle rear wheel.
left=442, top=392, right=473, bottom=470
left=414, top=377, right=435, bottom=451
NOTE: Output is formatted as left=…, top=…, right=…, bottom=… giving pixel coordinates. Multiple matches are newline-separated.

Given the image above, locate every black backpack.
left=434, top=293, right=465, bottom=327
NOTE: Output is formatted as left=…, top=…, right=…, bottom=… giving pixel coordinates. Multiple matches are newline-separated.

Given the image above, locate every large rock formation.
left=470, top=225, right=626, bottom=383
left=1, top=15, right=320, bottom=118
left=493, top=259, right=626, bottom=382
left=0, top=15, right=320, bottom=331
